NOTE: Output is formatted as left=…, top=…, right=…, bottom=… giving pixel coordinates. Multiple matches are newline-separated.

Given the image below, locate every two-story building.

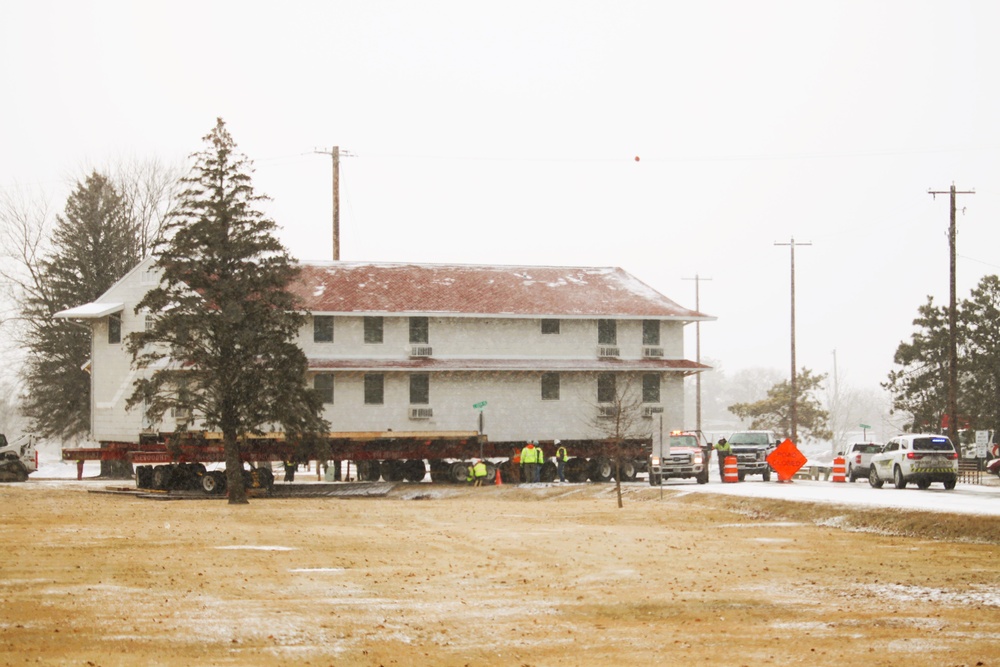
left=56, top=257, right=713, bottom=481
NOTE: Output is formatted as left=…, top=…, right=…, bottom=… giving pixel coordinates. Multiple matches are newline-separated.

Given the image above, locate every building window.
left=409, top=373, right=429, bottom=405
left=314, top=375, right=334, bottom=404
left=598, top=319, right=616, bottom=345
left=143, top=311, right=154, bottom=332
left=541, top=372, right=560, bottom=400
left=108, top=314, right=121, bottom=344
left=314, top=315, right=334, bottom=343
left=364, top=316, right=384, bottom=344
left=541, top=319, right=560, bottom=334
left=364, top=374, right=384, bottom=405
left=643, top=320, right=660, bottom=346
left=597, top=373, right=616, bottom=403
left=409, top=316, right=429, bottom=344
left=642, top=374, right=660, bottom=403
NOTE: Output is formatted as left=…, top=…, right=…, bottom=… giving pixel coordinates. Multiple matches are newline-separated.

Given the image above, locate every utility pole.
left=315, top=146, right=341, bottom=260
left=928, top=183, right=974, bottom=440
left=682, top=274, right=712, bottom=437
left=774, top=237, right=811, bottom=444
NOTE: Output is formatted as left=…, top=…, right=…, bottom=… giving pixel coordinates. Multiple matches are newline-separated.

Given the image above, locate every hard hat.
left=554, top=439, right=561, bottom=445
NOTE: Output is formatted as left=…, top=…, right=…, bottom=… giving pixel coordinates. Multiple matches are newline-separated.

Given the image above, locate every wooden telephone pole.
left=928, top=183, right=974, bottom=439
left=774, top=237, right=811, bottom=444
left=682, top=274, right=711, bottom=437
left=315, top=146, right=341, bottom=260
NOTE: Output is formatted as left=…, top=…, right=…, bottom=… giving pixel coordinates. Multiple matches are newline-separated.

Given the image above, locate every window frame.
left=597, top=372, right=616, bottom=403
left=363, top=316, right=384, bottom=344
left=364, top=373, right=385, bottom=405
left=314, top=374, right=334, bottom=404
left=642, top=320, right=660, bottom=346
left=409, top=373, right=430, bottom=405
left=642, top=373, right=660, bottom=403
left=409, top=316, right=429, bottom=344
left=541, top=319, right=560, bottom=335
left=108, top=314, right=122, bottom=344
left=541, top=372, right=560, bottom=401
left=313, top=315, right=334, bottom=343
left=598, top=319, right=617, bottom=345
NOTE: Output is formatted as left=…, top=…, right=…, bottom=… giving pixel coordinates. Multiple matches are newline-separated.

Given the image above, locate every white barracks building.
left=57, top=258, right=713, bottom=447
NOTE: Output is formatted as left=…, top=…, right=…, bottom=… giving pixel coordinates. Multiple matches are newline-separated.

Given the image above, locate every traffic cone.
left=495, top=468, right=502, bottom=486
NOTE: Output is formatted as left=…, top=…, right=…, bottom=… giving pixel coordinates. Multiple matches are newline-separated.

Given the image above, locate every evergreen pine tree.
left=128, top=119, right=327, bottom=504
left=21, top=171, right=140, bottom=442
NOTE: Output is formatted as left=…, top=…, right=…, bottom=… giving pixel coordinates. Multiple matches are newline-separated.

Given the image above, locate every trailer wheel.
left=381, top=459, right=406, bottom=482
left=616, top=459, right=637, bottom=482
left=135, top=465, right=153, bottom=489
left=403, top=459, right=427, bottom=483
left=201, top=471, right=222, bottom=494
left=565, top=457, right=590, bottom=483
left=589, top=457, right=614, bottom=483
left=151, top=465, right=172, bottom=490
left=429, top=459, right=450, bottom=483
left=256, top=466, right=274, bottom=490
left=356, top=460, right=382, bottom=482
left=484, top=461, right=497, bottom=483
left=539, top=461, right=557, bottom=483
left=450, top=461, right=471, bottom=484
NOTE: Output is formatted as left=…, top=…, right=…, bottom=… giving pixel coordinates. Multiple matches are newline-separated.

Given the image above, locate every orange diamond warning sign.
left=766, top=439, right=807, bottom=482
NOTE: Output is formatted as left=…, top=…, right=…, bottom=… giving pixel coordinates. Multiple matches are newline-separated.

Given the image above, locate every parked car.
left=838, top=442, right=883, bottom=482
left=987, top=457, right=1000, bottom=478
left=868, top=434, right=958, bottom=490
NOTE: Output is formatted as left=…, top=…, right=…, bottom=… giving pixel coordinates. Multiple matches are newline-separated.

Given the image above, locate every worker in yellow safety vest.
left=714, top=438, right=732, bottom=481
left=555, top=440, right=568, bottom=483
left=472, top=459, right=487, bottom=486
left=520, top=441, right=538, bottom=484
left=534, top=444, right=544, bottom=483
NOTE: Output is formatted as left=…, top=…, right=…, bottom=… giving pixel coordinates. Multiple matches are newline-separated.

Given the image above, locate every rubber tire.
left=762, top=468, right=771, bottom=482
left=943, top=477, right=957, bottom=490
left=868, top=466, right=884, bottom=488
left=429, top=460, right=450, bottom=483
left=616, top=459, right=638, bottom=482
left=356, top=460, right=382, bottom=482
left=847, top=465, right=856, bottom=482
left=589, top=457, right=614, bottom=483
left=257, top=466, right=274, bottom=490
left=893, top=466, right=907, bottom=489
left=403, top=459, right=426, bottom=483
left=696, top=469, right=709, bottom=485
left=152, top=465, right=172, bottom=490
left=539, top=461, right=557, bottom=483
left=201, top=471, right=222, bottom=494
left=737, top=471, right=746, bottom=482
left=565, top=458, right=590, bottom=483
left=381, top=460, right=405, bottom=482
left=649, top=472, right=661, bottom=486
left=450, top=461, right=471, bottom=484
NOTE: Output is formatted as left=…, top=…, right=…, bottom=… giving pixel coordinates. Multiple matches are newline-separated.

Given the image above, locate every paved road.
left=655, top=474, right=1000, bottom=516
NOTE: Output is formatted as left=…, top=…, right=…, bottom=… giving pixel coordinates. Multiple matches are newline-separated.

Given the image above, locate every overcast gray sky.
left=3, top=0, right=999, bottom=393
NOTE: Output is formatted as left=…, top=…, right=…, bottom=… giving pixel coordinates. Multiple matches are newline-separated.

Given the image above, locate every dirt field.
left=1, top=480, right=998, bottom=667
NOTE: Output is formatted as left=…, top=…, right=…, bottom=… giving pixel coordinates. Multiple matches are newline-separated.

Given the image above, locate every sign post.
left=859, top=423, right=871, bottom=440
left=473, top=401, right=487, bottom=459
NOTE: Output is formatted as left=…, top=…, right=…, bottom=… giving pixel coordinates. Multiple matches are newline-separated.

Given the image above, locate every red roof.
left=291, top=262, right=711, bottom=320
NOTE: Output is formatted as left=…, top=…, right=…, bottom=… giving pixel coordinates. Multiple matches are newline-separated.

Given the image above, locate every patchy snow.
left=667, top=475, right=1000, bottom=516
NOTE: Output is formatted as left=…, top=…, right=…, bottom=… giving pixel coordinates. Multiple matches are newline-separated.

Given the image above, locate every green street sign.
left=473, top=401, right=487, bottom=410
left=859, top=423, right=871, bottom=429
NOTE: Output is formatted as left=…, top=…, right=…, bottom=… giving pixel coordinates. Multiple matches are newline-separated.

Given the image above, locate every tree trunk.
left=224, top=430, right=248, bottom=505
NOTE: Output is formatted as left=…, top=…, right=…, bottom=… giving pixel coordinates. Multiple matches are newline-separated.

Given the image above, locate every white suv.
left=868, top=434, right=958, bottom=490
left=839, top=442, right=882, bottom=482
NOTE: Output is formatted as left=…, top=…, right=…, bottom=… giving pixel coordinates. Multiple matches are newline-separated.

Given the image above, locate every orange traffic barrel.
left=723, top=455, right=739, bottom=483
left=831, top=456, right=846, bottom=483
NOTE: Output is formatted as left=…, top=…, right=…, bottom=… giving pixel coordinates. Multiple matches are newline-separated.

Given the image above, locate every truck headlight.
left=651, top=457, right=660, bottom=466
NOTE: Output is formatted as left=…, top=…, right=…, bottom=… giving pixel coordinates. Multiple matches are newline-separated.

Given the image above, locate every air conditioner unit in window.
left=598, top=405, right=618, bottom=418
left=409, top=407, right=433, bottom=420
left=642, top=405, right=664, bottom=418
left=597, top=345, right=620, bottom=358
left=642, top=346, right=664, bottom=358
left=410, top=345, right=433, bottom=357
